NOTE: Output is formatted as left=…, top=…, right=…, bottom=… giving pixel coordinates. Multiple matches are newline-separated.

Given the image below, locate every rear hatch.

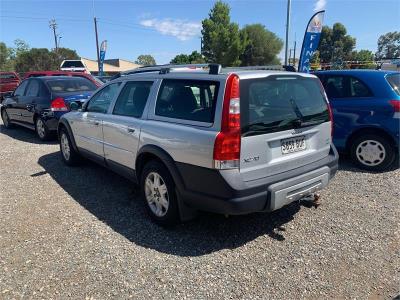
left=239, top=74, right=332, bottom=182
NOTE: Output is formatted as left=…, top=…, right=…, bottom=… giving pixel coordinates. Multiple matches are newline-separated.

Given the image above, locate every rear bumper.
left=176, top=144, right=339, bottom=215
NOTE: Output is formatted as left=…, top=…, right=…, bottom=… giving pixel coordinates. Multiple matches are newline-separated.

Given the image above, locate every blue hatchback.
left=314, top=70, right=399, bottom=171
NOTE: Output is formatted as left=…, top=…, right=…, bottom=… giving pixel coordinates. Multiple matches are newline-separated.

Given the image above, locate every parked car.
left=60, top=59, right=89, bottom=73
left=23, top=71, right=103, bottom=87
left=57, top=64, right=338, bottom=225
left=0, top=72, right=20, bottom=102
left=1, top=76, right=97, bottom=140
left=314, top=70, right=399, bottom=171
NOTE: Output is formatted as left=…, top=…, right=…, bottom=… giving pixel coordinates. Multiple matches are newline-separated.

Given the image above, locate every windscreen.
left=240, top=76, right=329, bottom=136
left=61, top=61, right=85, bottom=68
left=46, top=78, right=97, bottom=93
left=386, top=73, right=400, bottom=96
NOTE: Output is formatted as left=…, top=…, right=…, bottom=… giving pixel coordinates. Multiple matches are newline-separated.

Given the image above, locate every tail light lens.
left=317, top=78, right=334, bottom=137
left=389, top=100, right=400, bottom=112
left=213, top=74, right=241, bottom=169
left=328, top=102, right=334, bottom=137
left=50, top=97, right=68, bottom=112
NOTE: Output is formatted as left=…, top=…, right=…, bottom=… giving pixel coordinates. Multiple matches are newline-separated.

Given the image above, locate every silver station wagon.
left=58, top=64, right=339, bottom=225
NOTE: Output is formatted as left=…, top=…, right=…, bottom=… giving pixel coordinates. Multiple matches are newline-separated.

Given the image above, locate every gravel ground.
left=0, top=120, right=399, bottom=299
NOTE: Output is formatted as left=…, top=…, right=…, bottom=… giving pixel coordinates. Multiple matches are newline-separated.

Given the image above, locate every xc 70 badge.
left=244, top=156, right=260, bottom=163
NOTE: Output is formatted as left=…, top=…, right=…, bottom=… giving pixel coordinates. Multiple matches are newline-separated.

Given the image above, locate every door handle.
left=93, top=121, right=100, bottom=126
left=127, top=127, right=135, bottom=133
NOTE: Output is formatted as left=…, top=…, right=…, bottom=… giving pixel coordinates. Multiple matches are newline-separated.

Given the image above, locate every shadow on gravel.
left=0, top=125, right=57, bottom=145
left=37, top=151, right=312, bottom=257
left=338, top=154, right=399, bottom=173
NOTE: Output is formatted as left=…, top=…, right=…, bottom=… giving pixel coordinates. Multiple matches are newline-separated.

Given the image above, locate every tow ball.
left=302, top=193, right=321, bottom=208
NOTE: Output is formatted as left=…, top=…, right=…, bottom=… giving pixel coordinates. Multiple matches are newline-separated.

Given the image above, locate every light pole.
left=284, top=0, right=291, bottom=66
left=93, top=0, right=100, bottom=73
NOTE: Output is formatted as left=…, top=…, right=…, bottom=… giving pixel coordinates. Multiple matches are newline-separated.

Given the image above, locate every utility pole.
left=49, top=19, right=58, bottom=52
left=284, top=0, right=291, bottom=66
left=293, top=39, right=297, bottom=67
left=93, top=0, right=100, bottom=73
left=289, top=49, right=292, bottom=65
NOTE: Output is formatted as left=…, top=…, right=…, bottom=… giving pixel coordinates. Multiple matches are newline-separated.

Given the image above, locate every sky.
left=0, top=0, right=399, bottom=64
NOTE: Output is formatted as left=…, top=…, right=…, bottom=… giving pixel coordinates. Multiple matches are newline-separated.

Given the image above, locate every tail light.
left=50, top=97, right=68, bottom=112
left=328, top=102, right=334, bottom=137
left=389, top=100, right=400, bottom=112
left=213, top=74, right=240, bottom=169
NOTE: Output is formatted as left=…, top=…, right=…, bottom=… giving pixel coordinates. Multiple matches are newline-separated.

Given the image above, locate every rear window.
left=155, top=79, right=219, bottom=123
left=46, top=78, right=97, bottom=93
left=61, top=61, right=85, bottom=68
left=240, top=75, right=329, bottom=136
left=386, top=73, right=400, bottom=96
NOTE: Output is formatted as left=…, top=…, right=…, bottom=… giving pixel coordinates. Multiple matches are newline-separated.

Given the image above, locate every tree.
left=352, top=49, right=374, bottom=61
left=310, top=50, right=321, bottom=70
left=14, top=48, right=58, bottom=73
left=55, top=47, right=79, bottom=62
left=317, top=23, right=356, bottom=64
left=376, top=32, right=400, bottom=59
left=13, top=39, right=30, bottom=57
left=135, top=54, right=156, bottom=66
left=0, top=42, right=15, bottom=71
left=240, top=24, right=283, bottom=66
left=170, top=51, right=205, bottom=64
left=201, top=1, right=244, bottom=66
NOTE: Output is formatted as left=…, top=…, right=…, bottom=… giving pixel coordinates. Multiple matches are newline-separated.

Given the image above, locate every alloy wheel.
left=144, top=172, right=169, bottom=217
left=60, top=133, right=71, bottom=161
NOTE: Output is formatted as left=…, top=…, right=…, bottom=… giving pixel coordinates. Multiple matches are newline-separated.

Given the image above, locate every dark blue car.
left=1, top=76, right=97, bottom=140
left=314, top=70, right=399, bottom=171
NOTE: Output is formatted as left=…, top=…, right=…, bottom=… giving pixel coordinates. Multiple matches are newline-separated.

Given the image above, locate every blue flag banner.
left=298, top=10, right=325, bottom=73
left=99, top=40, right=107, bottom=75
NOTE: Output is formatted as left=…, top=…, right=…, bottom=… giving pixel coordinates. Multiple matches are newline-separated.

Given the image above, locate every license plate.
left=281, top=136, right=306, bottom=154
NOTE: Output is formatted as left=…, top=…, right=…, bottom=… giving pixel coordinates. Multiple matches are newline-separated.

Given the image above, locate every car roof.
left=30, top=76, right=91, bottom=81
left=313, top=69, right=399, bottom=76
left=113, top=70, right=315, bottom=82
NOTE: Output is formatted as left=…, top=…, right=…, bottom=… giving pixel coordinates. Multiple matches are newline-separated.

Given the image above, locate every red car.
left=23, top=71, right=103, bottom=87
left=0, top=72, right=20, bottom=101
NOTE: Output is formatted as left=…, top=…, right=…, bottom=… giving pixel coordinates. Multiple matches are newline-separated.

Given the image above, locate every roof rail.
left=116, top=63, right=222, bottom=77
left=222, top=65, right=296, bottom=72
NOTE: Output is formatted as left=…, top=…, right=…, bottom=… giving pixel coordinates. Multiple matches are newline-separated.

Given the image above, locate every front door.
left=71, top=82, right=122, bottom=159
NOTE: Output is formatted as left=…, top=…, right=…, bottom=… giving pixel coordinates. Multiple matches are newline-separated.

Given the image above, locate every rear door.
left=239, top=74, right=332, bottom=181
left=71, top=82, right=121, bottom=158
left=21, top=79, right=42, bottom=125
left=103, top=81, right=153, bottom=171
left=321, top=75, right=379, bottom=148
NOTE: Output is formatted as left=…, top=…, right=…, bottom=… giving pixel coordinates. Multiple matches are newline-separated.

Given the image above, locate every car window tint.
left=46, top=78, right=97, bottom=93
left=26, top=80, right=40, bottom=97
left=350, top=77, right=372, bottom=97
left=155, top=79, right=219, bottom=123
left=14, top=80, right=29, bottom=96
left=386, top=73, right=400, bottom=96
left=113, top=81, right=152, bottom=118
left=324, top=76, right=348, bottom=98
left=86, top=82, right=121, bottom=113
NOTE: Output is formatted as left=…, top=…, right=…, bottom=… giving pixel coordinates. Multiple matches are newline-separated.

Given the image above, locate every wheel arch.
left=135, top=145, right=185, bottom=192
left=57, top=119, right=79, bottom=152
left=345, top=126, right=398, bottom=151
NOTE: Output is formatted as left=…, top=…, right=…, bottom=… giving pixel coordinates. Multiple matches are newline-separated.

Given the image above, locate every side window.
left=86, top=82, right=121, bottom=113
left=324, top=76, right=349, bottom=98
left=14, top=80, right=29, bottom=96
left=113, top=81, right=153, bottom=118
left=155, top=79, right=219, bottom=123
left=26, top=80, right=40, bottom=97
left=350, top=77, right=372, bottom=97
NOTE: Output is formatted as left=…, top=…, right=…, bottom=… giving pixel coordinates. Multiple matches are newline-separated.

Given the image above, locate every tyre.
left=1, top=109, right=13, bottom=129
left=140, top=161, right=180, bottom=225
left=350, top=133, right=396, bottom=171
left=35, top=117, right=51, bottom=141
left=59, top=128, right=81, bottom=166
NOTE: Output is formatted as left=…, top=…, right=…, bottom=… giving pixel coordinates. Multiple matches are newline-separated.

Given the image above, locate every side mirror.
left=70, top=101, right=80, bottom=111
